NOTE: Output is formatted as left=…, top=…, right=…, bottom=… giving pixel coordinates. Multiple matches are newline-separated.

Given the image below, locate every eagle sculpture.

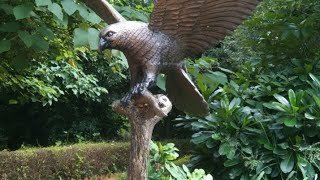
left=85, top=0, right=260, bottom=117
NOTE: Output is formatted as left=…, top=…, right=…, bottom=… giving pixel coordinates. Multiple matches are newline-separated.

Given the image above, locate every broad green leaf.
left=61, top=0, right=77, bottom=15
left=205, top=71, right=228, bottom=85
left=219, top=142, right=231, bottom=156
left=87, top=12, right=101, bottom=24
left=73, top=28, right=88, bottom=47
left=191, top=132, right=211, bottom=144
left=37, top=26, right=55, bottom=40
left=280, top=153, right=294, bottom=173
left=229, top=98, right=241, bottom=110
left=48, top=3, right=63, bottom=20
left=224, top=159, right=241, bottom=167
left=288, top=89, right=296, bottom=107
left=18, top=31, right=33, bottom=47
left=31, top=35, right=49, bottom=52
left=88, top=28, right=99, bottom=50
left=0, top=22, right=20, bottom=32
left=0, top=4, right=13, bottom=14
left=274, top=94, right=290, bottom=107
left=283, top=118, right=297, bottom=127
left=304, top=112, right=316, bottom=120
left=35, top=0, right=52, bottom=6
left=0, top=40, right=11, bottom=53
left=77, top=4, right=89, bottom=19
left=309, top=74, right=320, bottom=88
left=13, top=4, right=33, bottom=20
left=269, top=102, right=291, bottom=113
left=53, top=15, right=68, bottom=28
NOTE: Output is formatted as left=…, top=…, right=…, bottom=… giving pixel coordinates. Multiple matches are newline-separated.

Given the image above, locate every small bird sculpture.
left=96, top=0, right=260, bottom=117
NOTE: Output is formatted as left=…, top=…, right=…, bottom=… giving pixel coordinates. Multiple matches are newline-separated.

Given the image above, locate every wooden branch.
left=80, top=0, right=126, bottom=24
left=112, top=91, right=172, bottom=180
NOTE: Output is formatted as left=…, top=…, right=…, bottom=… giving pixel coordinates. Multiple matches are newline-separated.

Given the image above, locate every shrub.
left=0, top=140, right=191, bottom=179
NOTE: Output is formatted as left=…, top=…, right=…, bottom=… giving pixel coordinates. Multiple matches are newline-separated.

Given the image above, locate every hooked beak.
left=98, top=38, right=110, bottom=54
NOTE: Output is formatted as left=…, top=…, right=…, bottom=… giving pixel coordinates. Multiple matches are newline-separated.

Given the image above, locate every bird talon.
left=120, top=94, right=131, bottom=105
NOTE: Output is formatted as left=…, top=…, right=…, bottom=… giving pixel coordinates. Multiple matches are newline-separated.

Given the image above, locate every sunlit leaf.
left=73, top=28, right=88, bottom=47
left=13, top=3, right=33, bottom=20
left=61, top=0, right=77, bottom=15
left=35, top=0, right=52, bottom=6
left=274, top=94, right=290, bottom=108
left=87, top=12, right=101, bottom=24
left=48, top=3, right=63, bottom=20
left=88, top=28, right=99, bottom=50
left=288, top=89, right=296, bottom=107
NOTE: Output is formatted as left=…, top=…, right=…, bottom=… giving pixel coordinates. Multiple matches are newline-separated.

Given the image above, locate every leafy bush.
left=0, top=142, right=129, bottom=179
left=148, top=141, right=212, bottom=180
left=176, top=0, right=320, bottom=179
left=0, top=140, right=191, bottom=179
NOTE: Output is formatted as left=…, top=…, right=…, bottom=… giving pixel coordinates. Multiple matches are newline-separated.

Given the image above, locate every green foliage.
left=0, top=142, right=130, bottom=179
left=148, top=141, right=212, bottom=180
left=176, top=0, right=320, bottom=179
left=0, top=0, right=140, bottom=148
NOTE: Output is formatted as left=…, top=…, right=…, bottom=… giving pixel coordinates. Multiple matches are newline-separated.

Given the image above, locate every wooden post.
left=112, top=91, right=172, bottom=180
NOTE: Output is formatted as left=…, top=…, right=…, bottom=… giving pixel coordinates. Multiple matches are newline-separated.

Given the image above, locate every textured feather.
left=166, top=68, right=209, bottom=116
left=149, top=0, right=260, bottom=56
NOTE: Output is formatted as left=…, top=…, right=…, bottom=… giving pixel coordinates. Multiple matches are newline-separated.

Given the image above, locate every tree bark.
left=80, top=0, right=126, bottom=24
left=112, top=91, right=172, bottom=180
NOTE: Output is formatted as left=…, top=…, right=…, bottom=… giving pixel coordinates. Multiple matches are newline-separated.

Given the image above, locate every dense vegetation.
left=178, top=0, right=320, bottom=179
left=1, top=0, right=320, bottom=179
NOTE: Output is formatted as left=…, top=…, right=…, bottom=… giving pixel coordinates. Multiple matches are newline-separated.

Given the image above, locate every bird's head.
left=98, top=23, right=123, bottom=53
left=98, top=21, right=147, bottom=53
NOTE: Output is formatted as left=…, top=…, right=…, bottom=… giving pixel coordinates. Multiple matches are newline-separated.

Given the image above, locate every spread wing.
left=149, top=0, right=260, bottom=56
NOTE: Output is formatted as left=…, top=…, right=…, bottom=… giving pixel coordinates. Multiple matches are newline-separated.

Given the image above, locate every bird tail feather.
left=165, top=68, right=209, bottom=117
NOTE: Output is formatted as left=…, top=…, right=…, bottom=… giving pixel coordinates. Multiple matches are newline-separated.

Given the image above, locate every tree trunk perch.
left=112, top=91, right=172, bottom=180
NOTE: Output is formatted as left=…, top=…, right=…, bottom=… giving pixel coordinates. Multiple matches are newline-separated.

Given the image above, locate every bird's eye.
left=106, top=31, right=115, bottom=37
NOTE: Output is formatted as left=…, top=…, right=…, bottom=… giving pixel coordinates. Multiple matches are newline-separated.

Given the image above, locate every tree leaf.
left=0, top=4, right=13, bottom=15
left=283, top=118, right=297, bottom=127
left=18, top=31, right=33, bottom=47
left=229, top=98, right=241, bottom=110
left=73, top=28, right=88, bottom=47
left=0, top=40, right=11, bottom=53
left=35, top=0, right=52, bottom=6
left=280, top=153, right=294, bottom=173
left=13, top=3, right=33, bottom=20
left=61, top=0, right=77, bottom=15
left=224, top=159, right=241, bottom=167
left=0, top=22, right=20, bottom=32
left=288, top=89, right=296, bottom=107
left=77, top=4, right=89, bottom=20
left=87, top=12, right=101, bottom=24
left=31, top=35, right=49, bottom=52
left=205, top=71, right=228, bottom=85
left=37, top=26, right=55, bottom=40
left=88, top=28, right=99, bottom=50
left=48, top=3, right=63, bottom=20
left=274, top=94, right=290, bottom=108
left=219, top=142, right=231, bottom=156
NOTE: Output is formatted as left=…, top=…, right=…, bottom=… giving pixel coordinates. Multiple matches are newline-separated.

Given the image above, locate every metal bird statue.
left=91, top=0, right=260, bottom=117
